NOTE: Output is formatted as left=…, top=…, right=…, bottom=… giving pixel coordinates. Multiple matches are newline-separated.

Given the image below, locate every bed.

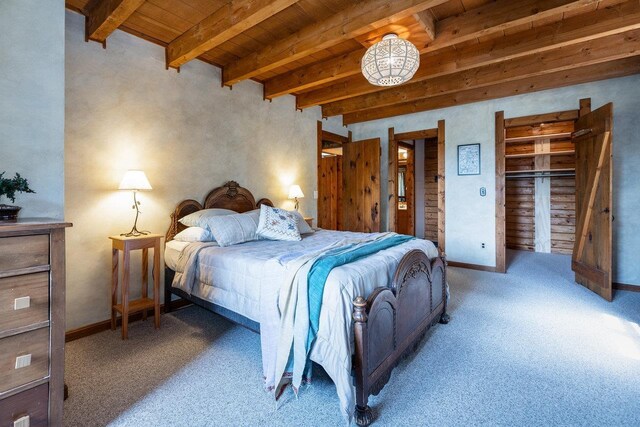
left=164, top=181, right=449, bottom=426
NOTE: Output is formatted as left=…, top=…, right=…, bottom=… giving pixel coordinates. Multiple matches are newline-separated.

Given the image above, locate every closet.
left=504, top=119, right=576, bottom=254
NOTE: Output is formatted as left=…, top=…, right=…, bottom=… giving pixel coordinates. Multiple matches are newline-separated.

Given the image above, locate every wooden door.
left=318, top=155, right=343, bottom=230
left=572, top=103, right=613, bottom=301
left=342, top=138, right=381, bottom=232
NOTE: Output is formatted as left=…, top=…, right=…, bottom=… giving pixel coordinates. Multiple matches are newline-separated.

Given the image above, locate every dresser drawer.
left=0, top=273, right=49, bottom=335
left=0, top=328, right=49, bottom=394
left=0, top=235, right=49, bottom=272
left=0, top=383, right=48, bottom=427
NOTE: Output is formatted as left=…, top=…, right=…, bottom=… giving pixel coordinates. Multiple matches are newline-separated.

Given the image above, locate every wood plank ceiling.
left=66, top=0, right=640, bottom=124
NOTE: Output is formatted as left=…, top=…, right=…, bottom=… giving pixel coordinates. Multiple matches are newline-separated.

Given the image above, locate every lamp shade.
left=119, top=170, right=152, bottom=191
left=361, top=33, right=420, bottom=86
left=288, top=185, right=304, bottom=199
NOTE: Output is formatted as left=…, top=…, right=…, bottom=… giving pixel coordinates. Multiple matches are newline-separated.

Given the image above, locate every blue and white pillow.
left=257, top=205, right=301, bottom=241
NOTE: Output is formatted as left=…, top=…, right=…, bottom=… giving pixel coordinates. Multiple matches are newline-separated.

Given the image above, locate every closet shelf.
left=505, top=132, right=572, bottom=143
left=505, top=150, right=575, bottom=159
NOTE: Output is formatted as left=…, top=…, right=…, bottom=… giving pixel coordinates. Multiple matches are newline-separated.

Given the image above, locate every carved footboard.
left=353, top=250, right=449, bottom=426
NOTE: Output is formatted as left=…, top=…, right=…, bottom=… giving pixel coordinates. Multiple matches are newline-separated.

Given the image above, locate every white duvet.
left=170, top=229, right=439, bottom=422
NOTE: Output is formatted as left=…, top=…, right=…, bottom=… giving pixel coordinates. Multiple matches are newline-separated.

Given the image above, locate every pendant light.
left=361, top=33, right=420, bottom=86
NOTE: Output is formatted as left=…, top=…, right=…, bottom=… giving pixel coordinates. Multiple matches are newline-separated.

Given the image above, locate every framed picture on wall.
left=457, top=143, right=481, bottom=175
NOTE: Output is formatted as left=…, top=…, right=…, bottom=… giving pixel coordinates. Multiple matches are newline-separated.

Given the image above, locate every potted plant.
left=0, top=172, right=35, bottom=221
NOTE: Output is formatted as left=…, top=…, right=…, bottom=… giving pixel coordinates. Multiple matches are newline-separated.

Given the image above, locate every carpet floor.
left=63, top=250, right=640, bottom=426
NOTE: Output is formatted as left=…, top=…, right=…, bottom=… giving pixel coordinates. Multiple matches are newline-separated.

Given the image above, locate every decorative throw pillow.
left=205, top=210, right=261, bottom=247
left=257, top=205, right=301, bottom=241
left=291, top=210, right=314, bottom=234
left=178, top=208, right=236, bottom=228
left=173, top=226, right=215, bottom=242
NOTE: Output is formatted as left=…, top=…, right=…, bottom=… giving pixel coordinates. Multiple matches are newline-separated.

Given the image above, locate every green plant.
left=0, top=172, right=35, bottom=204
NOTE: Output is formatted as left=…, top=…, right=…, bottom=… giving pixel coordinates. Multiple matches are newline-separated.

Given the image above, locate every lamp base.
left=120, top=225, right=150, bottom=238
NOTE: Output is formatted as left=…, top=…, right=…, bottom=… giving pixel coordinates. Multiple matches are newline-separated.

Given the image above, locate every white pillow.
left=291, top=211, right=314, bottom=234
left=178, top=208, right=236, bottom=228
left=257, top=205, right=301, bottom=242
left=173, top=226, right=214, bottom=242
left=206, top=210, right=261, bottom=247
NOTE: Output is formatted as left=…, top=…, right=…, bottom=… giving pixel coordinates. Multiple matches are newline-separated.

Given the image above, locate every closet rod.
left=506, top=172, right=575, bottom=179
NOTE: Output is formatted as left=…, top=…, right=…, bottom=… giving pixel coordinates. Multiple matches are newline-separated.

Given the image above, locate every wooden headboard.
left=166, top=181, right=274, bottom=241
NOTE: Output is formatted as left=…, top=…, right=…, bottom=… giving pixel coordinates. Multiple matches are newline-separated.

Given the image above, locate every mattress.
left=165, top=240, right=189, bottom=271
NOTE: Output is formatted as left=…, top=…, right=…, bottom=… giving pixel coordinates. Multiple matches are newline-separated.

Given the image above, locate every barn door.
left=572, top=103, right=613, bottom=301
left=342, top=138, right=381, bottom=232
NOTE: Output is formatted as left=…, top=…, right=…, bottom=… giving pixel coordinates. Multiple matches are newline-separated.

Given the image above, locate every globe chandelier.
left=361, top=33, right=420, bottom=86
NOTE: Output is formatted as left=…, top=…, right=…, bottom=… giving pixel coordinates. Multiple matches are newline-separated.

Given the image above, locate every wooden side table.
left=109, top=234, right=162, bottom=339
left=304, top=217, right=313, bottom=227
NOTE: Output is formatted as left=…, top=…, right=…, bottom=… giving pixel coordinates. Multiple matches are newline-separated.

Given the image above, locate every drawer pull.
left=14, top=296, right=31, bottom=310
left=14, top=415, right=30, bottom=427
left=15, top=354, right=32, bottom=369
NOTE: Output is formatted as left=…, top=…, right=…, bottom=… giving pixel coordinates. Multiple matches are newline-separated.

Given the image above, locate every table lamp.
left=288, top=184, right=304, bottom=211
left=119, top=170, right=152, bottom=237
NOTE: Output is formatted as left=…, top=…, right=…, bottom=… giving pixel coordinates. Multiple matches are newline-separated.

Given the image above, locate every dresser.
left=0, top=220, right=71, bottom=427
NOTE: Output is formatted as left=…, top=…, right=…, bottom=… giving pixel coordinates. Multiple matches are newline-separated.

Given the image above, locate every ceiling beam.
left=322, top=29, right=640, bottom=117
left=426, top=0, right=604, bottom=52
left=85, top=0, right=145, bottom=43
left=166, top=0, right=299, bottom=69
left=222, top=0, right=449, bottom=86
left=297, top=0, right=640, bottom=108
left=267, top=0, right=629, bottom=100
left=341, top=57, right=640, bottom=124
left=413, top=9, right=435, bottom=41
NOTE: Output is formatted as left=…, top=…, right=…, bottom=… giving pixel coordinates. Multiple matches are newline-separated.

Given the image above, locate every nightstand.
left=304, top=217, right=313, bottom=228
left=109, top=234, right=162, bottom=339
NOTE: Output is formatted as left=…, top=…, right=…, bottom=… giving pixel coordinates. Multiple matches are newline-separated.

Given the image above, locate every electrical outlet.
left=481, top=243, right=486, bottom=249
left=480, top=187, right=486, bottom=197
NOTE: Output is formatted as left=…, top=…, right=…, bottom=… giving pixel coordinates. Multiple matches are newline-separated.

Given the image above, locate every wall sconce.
left=288, top=184, right=304, bottom=211
left=118, top=170, right=152, bottom=237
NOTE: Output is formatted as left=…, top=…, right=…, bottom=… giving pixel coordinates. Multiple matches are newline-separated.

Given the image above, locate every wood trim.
left=222, top=0, right=448, bottom=85
left=613, top=282, right=640, bottom=292
left=448, top=261, right=498, bottom=272
left=388, top=127, right=397, bottom=232
left=579, top=98, right=592, bottom=117
left=317, top=121, right=323, bottom=230
left=166, top=0, right=298, bottom=69
left=65, top=299, right=191, bottom=342
left=321, top=130, right=349, bottom=144
left=85, top=0, right=145, bottom=43
left=342, top=57, right=640, bottom=124
left=495, top=111, right=506, bottom=273
left=437, top=120, right=446, bottom=252
left=394, top=128, right=438, bottom=141
left=504, top=110, right=579, bottom=128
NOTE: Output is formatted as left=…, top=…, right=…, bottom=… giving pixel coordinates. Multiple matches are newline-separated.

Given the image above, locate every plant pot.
left=0, top=204, right=21, bottom=221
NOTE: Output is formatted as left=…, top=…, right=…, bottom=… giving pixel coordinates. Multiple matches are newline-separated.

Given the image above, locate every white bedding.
left=167, top=229, right=439, bottom=422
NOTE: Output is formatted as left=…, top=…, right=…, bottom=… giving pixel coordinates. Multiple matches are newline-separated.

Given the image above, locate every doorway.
left=316, top=121, right=349, bottom=230
left=388, top=120, right=445, bottom=252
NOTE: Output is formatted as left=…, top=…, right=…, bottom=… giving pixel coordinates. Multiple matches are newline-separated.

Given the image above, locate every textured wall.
left=64, top=11, right=342, bottom=330
left=0, top=1, right=65, bottom=218
left=350, top=74, right=640, bottom=285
